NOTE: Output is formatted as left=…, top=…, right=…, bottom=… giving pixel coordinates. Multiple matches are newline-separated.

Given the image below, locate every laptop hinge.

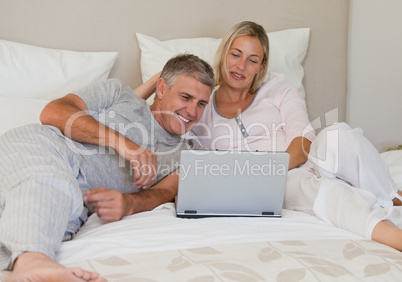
left=262, top=211, right=274, bottom=216
left=184, top=210, right=198, bottom=214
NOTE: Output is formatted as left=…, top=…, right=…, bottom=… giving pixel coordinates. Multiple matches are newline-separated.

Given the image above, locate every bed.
left=1, top=0, right=402, bottom=281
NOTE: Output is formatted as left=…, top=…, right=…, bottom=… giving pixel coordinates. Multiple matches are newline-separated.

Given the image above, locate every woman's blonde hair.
left=214, top=21, right=269, bottom=94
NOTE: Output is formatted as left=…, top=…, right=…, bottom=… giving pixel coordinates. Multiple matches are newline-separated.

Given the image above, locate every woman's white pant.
left=284, top=123, right=402, bottom=239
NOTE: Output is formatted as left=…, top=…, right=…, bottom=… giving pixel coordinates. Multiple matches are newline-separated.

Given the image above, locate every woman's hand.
left=134, top=71, right=161, bottom=100
left=286, top=137, right=311, bottom=170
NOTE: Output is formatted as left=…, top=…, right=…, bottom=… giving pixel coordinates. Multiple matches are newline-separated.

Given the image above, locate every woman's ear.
left=258, top=60, right=266, bottom=73
left=155, top=78, right=167, bottom=100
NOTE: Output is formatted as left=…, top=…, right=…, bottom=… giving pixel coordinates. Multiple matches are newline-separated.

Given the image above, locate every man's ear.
left=155, top=78, right=167, bottom=100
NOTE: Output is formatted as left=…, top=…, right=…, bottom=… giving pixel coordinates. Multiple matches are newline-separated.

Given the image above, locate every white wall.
left=348, top=0, right=402, bottom=152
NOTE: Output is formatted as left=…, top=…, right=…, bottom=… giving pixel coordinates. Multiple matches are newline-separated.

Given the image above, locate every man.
left=0, top=54, right=214, bottom=281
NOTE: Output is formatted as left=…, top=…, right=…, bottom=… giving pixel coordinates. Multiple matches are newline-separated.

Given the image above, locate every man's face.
left=153, top=74, right=211, bottom=136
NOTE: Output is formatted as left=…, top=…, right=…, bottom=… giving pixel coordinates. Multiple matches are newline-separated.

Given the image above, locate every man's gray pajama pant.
left=0, top=125, right=86, bottom=270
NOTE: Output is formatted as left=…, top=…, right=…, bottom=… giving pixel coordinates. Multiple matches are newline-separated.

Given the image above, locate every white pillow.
left=380, top=150, right=402, bottom=190
left=0, top=40, right=118, bottom=100
left=136, top=28, right=309, bottom=101
left=0, top=96, right=49, bottom=136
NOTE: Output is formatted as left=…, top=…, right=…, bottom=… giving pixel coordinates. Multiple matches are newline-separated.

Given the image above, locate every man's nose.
left=186, top=101, right=197, bottom=117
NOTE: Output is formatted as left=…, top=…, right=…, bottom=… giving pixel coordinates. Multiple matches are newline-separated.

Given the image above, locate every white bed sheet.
left=57, top=202, right=363, bottom=265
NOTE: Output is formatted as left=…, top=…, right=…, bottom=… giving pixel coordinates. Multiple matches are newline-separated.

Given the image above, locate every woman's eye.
left=231, top=53, right=240, bottom=58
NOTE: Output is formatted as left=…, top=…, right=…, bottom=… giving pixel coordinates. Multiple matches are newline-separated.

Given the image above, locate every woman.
left=136, top=21, right=402, bottom=251
left=191, top=21, right=314, bottom=171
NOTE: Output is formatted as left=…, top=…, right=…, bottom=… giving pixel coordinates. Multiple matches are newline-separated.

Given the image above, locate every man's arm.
left=84, top=171, right=179, bottom=222
left=286, top=136, right=311, bottom=170
left=40, top=94, right=113, bottom=145
left=40, top=94, right=156, bottom=188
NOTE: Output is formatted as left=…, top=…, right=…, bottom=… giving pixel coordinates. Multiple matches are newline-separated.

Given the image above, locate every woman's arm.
left=286, top=136, right=311, bottom=170
left=133, top=71, right=161, bottom=100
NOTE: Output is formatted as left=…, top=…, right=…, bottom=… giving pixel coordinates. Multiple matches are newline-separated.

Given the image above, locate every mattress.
left=54, top=150, right=402, bottom=280
left=58, top=202, right=402, bottom=281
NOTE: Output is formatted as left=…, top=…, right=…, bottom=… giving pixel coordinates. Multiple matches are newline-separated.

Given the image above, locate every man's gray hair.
left=160, top=54, right=215, bottom=91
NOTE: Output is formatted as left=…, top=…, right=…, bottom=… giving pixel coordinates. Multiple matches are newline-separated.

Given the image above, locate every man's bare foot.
left=6, top=252, right=106, bottom=282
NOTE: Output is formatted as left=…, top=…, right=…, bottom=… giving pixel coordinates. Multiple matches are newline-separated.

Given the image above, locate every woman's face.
left=223, top=35, right=264, bottom=91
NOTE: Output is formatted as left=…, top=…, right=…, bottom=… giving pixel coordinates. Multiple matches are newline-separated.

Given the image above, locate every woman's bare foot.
left=392, top=190, right=402, bottom=206
left=372, top=220, right=402, bottom=251
left=6, top=252, right=106, bottom=282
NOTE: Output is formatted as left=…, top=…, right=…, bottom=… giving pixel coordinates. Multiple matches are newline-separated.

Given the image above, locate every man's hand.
left=85, top=172, right=179, bottom=221
left=84, top=188, right=132, bottom=222
left=114, top=139, right=157, bottom=188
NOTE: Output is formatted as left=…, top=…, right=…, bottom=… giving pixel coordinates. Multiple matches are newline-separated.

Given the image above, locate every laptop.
left=176, top=149, right=290, bottom=218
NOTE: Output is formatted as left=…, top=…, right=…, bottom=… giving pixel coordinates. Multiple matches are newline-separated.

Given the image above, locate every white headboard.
left=0, top=0, right=349, bottom=131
